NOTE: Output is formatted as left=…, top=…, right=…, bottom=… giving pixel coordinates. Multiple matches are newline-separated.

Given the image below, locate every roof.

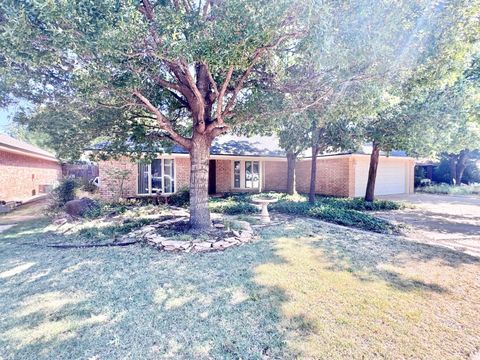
left=92, top=135, right=412, bottom=159
left=211, top=135, right=285, bottom=157
left=0, top=134, right=58, bottom=161
left=92, top=135, right=286, bottom=157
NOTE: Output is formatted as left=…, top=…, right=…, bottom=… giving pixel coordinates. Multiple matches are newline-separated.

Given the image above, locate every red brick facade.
left=0, top=150, right=62, bottom=202
left=215, top=160, right=231, bottom=193
left=295, top=157, right=353, bottom=197
left=97, top=154, right=412, bottom=200
left=263, top=160, right=288, bottom=192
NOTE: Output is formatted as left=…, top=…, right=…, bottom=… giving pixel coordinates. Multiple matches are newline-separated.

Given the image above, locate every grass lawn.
left=1, top=203, right=479, bottom=359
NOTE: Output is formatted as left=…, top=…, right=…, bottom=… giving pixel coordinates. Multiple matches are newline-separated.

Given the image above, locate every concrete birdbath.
left=252, top=195, right=278, bottom=224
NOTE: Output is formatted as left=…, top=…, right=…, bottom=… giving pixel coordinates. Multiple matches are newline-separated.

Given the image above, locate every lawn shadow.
left=303, top=218, right=479, bottom=294
left=0, top=217, right=306, bottom=359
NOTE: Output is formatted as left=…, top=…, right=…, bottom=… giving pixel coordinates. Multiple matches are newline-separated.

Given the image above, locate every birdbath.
left=252, top=196, right=278, bottom=224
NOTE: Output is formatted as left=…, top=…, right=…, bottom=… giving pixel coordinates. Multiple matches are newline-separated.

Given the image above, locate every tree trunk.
left=309, top=145, right=319, bottom=203
left=449, top=155, right=458, bottom=185
left=365, top=142, right=380, bottom=202
left=455, top=150, right=469, bottom=185
left=286, top=151, right=297, bottom=195
left=189, top=134, right=212, bottom=231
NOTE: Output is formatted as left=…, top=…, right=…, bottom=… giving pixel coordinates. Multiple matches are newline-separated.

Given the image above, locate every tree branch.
left=132, top=90, right=191, bottom=149
left=222, top=33, right=298, bottom=117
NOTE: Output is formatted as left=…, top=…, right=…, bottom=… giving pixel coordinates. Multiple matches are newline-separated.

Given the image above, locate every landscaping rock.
left=64, top=197, right=99, bottom=217
left=157, top=217, right=188, bottom=226
left=146, top=235, right=166, bottom=245
left=239, top=231, right=254, bottom=241
left=225, top=237, right=240, bottom=244
left=193, top=242, right=212, bottom=252
left=65, top=197, right=100, bottom=216
left=126, top=213, right=256, bottom=254
left=140, top=225, right=158, bottom=234
left=161, top=240, right=191, bottom=251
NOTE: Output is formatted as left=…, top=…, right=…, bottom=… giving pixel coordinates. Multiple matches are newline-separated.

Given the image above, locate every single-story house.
left=0, top=134, right=62, bottom=202
left=97, top=135, right=415, bottom=199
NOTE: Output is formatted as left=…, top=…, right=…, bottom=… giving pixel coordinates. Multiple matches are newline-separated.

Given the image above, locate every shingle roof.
left=92, top=135, right=286, bottom=157
left=0, top=134, right=58, bottom=161
left=211, top=135, right=285, bottom=157
left=91, top=135, right=411, bottom=159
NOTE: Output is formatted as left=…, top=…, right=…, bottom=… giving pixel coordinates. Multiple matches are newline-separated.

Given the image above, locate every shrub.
left=168, top=186, right=190, bottom=207
left=47, top=178, right=79, bottom=213
left=209, top=198, right=258, bottom=215
left=310, top=196, right=402, bottom=211
left=208, top=192, right=398, bottom=233
left=271, top=200, right=395, bottom=233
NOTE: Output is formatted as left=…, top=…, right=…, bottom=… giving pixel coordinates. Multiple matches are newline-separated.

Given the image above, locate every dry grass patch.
left=256, top=220, right=480, bottom=359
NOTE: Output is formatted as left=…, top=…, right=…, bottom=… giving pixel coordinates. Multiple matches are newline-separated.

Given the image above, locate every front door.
left=208, top=160, right=216, bottom=195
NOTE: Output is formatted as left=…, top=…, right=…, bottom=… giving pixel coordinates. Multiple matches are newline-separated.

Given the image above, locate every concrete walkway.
left=377, top=193, right=480, bottom=257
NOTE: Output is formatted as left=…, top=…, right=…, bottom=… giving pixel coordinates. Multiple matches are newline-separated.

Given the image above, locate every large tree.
left=0, top=0, right=310, bottom=230
left=410, top=55, right=480, bottom=185
left=360, top=0, right=480, bottom=201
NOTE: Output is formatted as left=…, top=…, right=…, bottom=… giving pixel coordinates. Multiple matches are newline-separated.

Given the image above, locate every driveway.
left=377, top=193, right=480, bottom=257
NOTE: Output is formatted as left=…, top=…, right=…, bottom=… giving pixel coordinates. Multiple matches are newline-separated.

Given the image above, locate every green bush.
left=168, top=186, right=190, bottom=207
left=315, top=197, right=402, bottom=211
left=209, top=197, right=258, bottom=215
left=209, top=192, right=397, bottom=233
left=270, top=199, right=395, bottom=233
left=48, top=178, right=79, bottom=213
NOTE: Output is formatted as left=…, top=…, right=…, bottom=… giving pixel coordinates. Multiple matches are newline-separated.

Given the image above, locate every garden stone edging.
left=123, top=217, right=256, bottom=253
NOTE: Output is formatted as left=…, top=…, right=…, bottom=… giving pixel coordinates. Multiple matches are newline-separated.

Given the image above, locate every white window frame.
left=231, top=159, right=262, bottom=191
left=136, top=157, right=176, bottom=196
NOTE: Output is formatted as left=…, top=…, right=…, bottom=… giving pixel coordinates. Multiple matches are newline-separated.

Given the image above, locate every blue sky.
left=0, top=108, right=13, bottom=133
left=0, top=101, right=29, bottom=134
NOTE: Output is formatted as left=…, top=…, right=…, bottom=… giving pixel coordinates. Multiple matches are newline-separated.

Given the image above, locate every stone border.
left=123, top=217, right=256, bottom=253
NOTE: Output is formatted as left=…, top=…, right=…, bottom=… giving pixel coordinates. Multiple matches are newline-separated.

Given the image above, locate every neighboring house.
left=0, top=134, right=61, bottom=202
left=96, top=135, right=415, bottom=199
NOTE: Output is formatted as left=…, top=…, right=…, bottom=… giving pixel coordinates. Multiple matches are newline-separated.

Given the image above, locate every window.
left=233, top=160, right=260, bottom=190
left=138, top=159, right=175, bottom=195
left=245, top=161, right=259, bottom=188
left=234, top=161, right=241, bottom=188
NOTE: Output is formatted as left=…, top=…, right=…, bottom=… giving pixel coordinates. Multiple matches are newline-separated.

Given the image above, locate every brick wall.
left=175, top=157, right=191, bottom=190
left=264, top=160, right=288, bottom=192
left=0, top=150, right=62, bottom=202
left=97, top=155, right=358, bottom=199
left=98, top=156, right=191, bottom=199
left=295, top=157, right=352, bottom=197
left=215, top=160, right=231, bottom=193
left=98, top=157, right=138, bottom=199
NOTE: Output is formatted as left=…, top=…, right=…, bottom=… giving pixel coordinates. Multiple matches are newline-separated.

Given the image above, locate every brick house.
left=97, top=135, right=415, bottom=199
left=0, top=134, right=62, bottom=202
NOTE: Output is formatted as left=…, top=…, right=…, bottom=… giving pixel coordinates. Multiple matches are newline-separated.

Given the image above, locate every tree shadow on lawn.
left=2, top=217, right=480, bottom=359
left=377, top=208, right=480, bottom=236
left=304, top=220, right=479, bottom=293
left=0, top=220, right=311, bottom=359
left=256, top=219, right=480, bottom=358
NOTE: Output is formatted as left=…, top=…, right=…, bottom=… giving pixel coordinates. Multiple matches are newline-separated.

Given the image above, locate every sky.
left=0, top=108, right=12, bottom=133
left=0, top=101, right=29, bottom=134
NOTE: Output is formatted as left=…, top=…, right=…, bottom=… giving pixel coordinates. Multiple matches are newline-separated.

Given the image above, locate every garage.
left=354, top=155, right=413, bottom=197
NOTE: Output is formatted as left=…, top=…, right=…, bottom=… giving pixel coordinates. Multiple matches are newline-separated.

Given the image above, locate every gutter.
left=0, top=144, right=59, bottom=163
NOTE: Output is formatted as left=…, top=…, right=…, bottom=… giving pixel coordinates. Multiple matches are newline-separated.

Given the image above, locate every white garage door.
left=355, top=159, right=406, bottom=197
